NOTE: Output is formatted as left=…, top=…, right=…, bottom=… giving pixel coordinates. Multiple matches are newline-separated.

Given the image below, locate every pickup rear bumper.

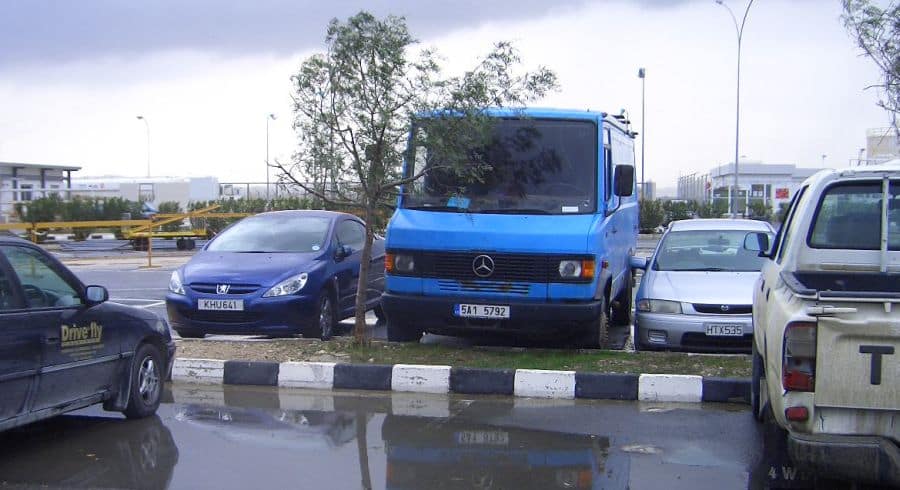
left=788, top=432, right=900, bottom=485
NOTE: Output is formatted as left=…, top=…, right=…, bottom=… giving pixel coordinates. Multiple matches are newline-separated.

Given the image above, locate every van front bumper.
left=788, top=432, right=900, bottom=486
left=381, top=292, right=603, bottom=337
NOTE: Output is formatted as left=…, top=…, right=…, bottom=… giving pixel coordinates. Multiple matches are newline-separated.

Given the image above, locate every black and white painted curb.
left=172, top=358, right=750, bottom=404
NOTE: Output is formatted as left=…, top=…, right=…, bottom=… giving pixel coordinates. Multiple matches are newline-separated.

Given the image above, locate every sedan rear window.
left=655, top=230, right=769, bottom=272
left=207, top=215, right=331, bottom=253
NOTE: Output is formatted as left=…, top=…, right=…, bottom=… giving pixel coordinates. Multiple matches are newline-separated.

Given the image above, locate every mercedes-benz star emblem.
left=216, top=284, right=231, bottom=294
left=720, top=304, right=730, bottom=312
left=472, top=255, right=495, bottom=278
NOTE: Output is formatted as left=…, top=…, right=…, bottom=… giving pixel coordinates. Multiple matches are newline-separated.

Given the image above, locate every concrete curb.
left=171, top=358, right=750, bottom=404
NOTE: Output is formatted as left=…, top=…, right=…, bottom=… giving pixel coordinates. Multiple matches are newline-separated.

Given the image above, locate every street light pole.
left=136, top=116, right=150, bottom=177
left=716, top=0, right=754, bottom=218
left=638, top=67, right=646, bottom=200
left=821, top=154, right=827, bottom=167
left=266, top=113, right=276, bottom=203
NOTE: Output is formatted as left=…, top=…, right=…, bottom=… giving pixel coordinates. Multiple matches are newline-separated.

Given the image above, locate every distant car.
left=631, top=219, right=774, bottom=353
left=0, top=237, right=174, bottom=432
left=166, top=210, right=385, bottom=339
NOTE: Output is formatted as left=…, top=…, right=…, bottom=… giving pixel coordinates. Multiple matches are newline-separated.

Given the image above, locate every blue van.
left=382, top=108, right=638, bottom=347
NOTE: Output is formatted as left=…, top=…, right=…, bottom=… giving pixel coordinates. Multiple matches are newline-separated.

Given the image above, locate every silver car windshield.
left=654, top=230, right=768, bottom=272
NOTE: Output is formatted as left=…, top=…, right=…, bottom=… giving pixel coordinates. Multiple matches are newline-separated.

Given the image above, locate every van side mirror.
left=614, top=165, right=635, bottom=197
left=744, top=232, right=771, bottom=257
left=84, top=285, right=108, bottom=305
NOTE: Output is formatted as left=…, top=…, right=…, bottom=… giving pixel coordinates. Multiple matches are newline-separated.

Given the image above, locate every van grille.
left=413, top=251, right=587, bottom=283
left=438, top=280, right=531, bottom=295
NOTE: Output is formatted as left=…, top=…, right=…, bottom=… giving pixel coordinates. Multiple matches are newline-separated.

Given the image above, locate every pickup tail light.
left=783, top=321, right=817, bottom=392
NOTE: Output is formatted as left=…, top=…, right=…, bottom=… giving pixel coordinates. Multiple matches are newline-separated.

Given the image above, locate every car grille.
left=179, top=309, right=261, bottom=324
left=415, top=251, right=583, bottom=283
left=692, top=304, right=752, bottom=315
left=189, top=283, right=260, bottom=295
left=438, top=279, right=531, bottom=295
left=681, top=333, right=753, bottom=351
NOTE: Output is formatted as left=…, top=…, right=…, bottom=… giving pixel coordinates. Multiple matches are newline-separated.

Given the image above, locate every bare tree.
left=273, top=11, right=557, bottom=345
left=842, top=0, right=900, bottom=127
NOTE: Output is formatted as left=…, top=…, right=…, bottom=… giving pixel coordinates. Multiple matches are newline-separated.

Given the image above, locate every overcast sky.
left=0, top=0, right=890, bottom=188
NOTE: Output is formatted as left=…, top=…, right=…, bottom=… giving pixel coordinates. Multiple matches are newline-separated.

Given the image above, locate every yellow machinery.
left=0, top=204, right=253, bottom=251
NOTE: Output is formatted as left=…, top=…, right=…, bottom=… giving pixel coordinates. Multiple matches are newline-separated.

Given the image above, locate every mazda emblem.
left=217, top=284, right=231, bottom=294
left=472, top=255, right=495, bottom=278
left=720, top=304, right=730, bottom=312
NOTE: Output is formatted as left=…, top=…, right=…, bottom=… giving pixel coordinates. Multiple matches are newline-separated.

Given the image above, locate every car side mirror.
left=334, top=245, right=350, bottom=261
left=614, top=165, right=635, bottom=197
left=84, top=285, right=108, bottom=306
left=629, top=256, right=649, bottom=270
left=744, top=232, right=771, bottom=257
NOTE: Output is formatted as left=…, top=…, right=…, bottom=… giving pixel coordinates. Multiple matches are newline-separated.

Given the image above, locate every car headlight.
left=169, top=271, right=185, bottom=295
left=636, top=299, right=682, bottom=314
left=558, top=259, right=595, bottom=280
left=263, top=273, right=308, bottom=297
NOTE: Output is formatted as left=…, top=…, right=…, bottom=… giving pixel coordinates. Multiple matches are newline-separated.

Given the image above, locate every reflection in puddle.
left=0, top=415, right=178, bottom=489
left=381, top=415, right=630, bottom=489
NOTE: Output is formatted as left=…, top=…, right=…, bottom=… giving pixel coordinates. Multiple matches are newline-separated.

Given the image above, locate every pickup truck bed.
left=781, top=271, right=900, bottom=299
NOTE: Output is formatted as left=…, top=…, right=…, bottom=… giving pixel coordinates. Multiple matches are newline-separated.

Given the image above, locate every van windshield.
left=403, top=118, right=597, bottom=215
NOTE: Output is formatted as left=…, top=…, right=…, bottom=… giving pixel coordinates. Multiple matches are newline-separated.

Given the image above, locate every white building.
left=0, top=161, right=80, bottom=222
left=71, top=176, right=220, bottom=210
left=866, top=127, right=899, bottom=163
left=678, top=160, right=820, bottom=214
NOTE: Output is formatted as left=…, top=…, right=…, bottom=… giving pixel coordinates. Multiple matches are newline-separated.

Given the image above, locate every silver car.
left=631, top=219, right=774, bottom=353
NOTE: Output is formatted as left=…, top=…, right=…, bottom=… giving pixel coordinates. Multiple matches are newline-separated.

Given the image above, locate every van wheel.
left=611, top=280, right=633, bottom=327
left=123, top=343, right=163, bottom=419
left=373, top=304, right=386, bottom=324
left=751, top=342, right=770, bottom=422
left=582, top=297, right=610, bottom=349
left=386, top=319, right=422, bottom=343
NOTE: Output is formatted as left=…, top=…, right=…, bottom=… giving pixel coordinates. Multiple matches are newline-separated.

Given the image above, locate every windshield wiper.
left=476, top=208, right=551, bottom=215
left=404, top=205, right=467, bottom=212
left=678, top=267, right=729, bottom=272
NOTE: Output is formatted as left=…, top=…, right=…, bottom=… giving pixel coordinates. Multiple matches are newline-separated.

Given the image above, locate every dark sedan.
left=0, top=237, right=174, bottom=432
left=165, top=210, right=385, bottom=339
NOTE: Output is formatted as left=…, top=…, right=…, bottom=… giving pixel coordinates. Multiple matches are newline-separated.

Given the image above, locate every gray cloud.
left=0, top=0, right=695, bottom=66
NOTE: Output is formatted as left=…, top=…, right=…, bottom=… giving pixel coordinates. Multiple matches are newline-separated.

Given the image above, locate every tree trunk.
left=352, top=202, right=375, bottom=346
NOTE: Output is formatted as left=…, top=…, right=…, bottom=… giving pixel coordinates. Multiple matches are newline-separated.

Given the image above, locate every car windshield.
left=402, top=118, right=597, bottom=215
left=206, top=215, right=330, bottom=253
left=654, top=229, right=769, bottom=272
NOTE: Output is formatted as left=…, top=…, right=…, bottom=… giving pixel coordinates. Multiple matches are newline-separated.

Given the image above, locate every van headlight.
left=558, top=259, right=595, bottom=280
left=636, top=299, right=682, bottom=314
left=263, top=273, right=308, bottom=297
left=169, top=271, right=185, bottom=295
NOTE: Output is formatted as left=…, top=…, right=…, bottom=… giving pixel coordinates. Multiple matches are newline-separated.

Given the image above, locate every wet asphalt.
left=0, top=384, right=832, bottom=490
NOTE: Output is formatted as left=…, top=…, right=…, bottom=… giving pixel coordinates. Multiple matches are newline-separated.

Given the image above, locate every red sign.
left=775, top=188, right=789, bottom=199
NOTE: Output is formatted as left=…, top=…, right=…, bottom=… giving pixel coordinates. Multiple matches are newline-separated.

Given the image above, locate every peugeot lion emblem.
left=720, top=304, right=730, bottom=312
left=216, top=284, right=231, bottom=294
left=472, top=255, right=495, bottom=278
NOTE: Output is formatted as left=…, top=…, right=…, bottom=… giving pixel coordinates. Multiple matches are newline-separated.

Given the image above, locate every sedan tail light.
left=782, top=321, right=817, bottom=392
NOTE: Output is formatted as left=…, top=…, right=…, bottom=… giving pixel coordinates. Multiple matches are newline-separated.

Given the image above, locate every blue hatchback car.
left=165, top=210, right=385, bottom=339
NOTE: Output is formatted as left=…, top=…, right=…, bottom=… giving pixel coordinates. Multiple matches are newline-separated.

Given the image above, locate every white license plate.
left=706, top=324, right=743, bottom=336
left=455, top=430, right=509, bottom=446
left=454, top=304, right=509, bottom=319
left=198, top=299, right=244, bottom=311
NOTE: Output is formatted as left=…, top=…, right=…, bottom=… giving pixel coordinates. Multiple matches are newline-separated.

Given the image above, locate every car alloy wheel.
left=138, top=356, right=161, bottom=405
left=319, top=295, right=334, bottom=340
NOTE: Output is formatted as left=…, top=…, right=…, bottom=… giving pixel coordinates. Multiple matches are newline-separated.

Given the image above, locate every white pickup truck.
left=751, top=161, right=899, bottom=486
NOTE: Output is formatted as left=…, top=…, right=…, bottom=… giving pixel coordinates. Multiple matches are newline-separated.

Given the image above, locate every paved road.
left=65, top=253, right=631, bottom=349
left=0, top=384, right=837, bottom=489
